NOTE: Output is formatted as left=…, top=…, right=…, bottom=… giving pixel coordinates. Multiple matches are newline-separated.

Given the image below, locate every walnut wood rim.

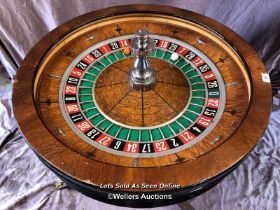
left=13, top=4, right=272, bottom=206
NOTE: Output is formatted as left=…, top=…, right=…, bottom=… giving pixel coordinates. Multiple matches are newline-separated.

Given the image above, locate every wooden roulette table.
left=13, top=5, right=272, bottom=208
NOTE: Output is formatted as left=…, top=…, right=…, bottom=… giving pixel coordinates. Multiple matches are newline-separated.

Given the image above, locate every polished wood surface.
left=30, top=15, right=253, bottom=168
left=13, top=4, right=272, bottom=200
left=95, top=58, right=189, bottom=127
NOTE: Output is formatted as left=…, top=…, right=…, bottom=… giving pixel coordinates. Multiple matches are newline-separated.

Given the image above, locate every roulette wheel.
left=13, top=4, right=272, bottom=208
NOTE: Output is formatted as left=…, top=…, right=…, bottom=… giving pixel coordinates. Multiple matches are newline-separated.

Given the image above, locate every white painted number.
left=78, top=122, right=91, bottom=131
left=127, top=143, right=137, bottom=153
left=155, top=142, right=167, bottom=152
left=142, top=144, right=151, bottom=153
left=92, top=50, right=102, bottom=58
left=170, top=138, right=179, bottom=147
left=114, top=141, right=122, bottom=149
left=76, top=62, right=87, bottom=70
left=97, top=136, right=112, bottom=146
left=109, top=42, right=119, bottom=50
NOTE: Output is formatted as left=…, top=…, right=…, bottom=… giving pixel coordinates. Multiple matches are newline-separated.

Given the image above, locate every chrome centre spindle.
left=128, top=29, right=156, bottom=91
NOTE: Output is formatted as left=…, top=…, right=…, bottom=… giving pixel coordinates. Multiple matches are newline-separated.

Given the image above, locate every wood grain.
left=95, top=57, right=189, bottom=127
left=13, top=5, right=272, bottom=200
